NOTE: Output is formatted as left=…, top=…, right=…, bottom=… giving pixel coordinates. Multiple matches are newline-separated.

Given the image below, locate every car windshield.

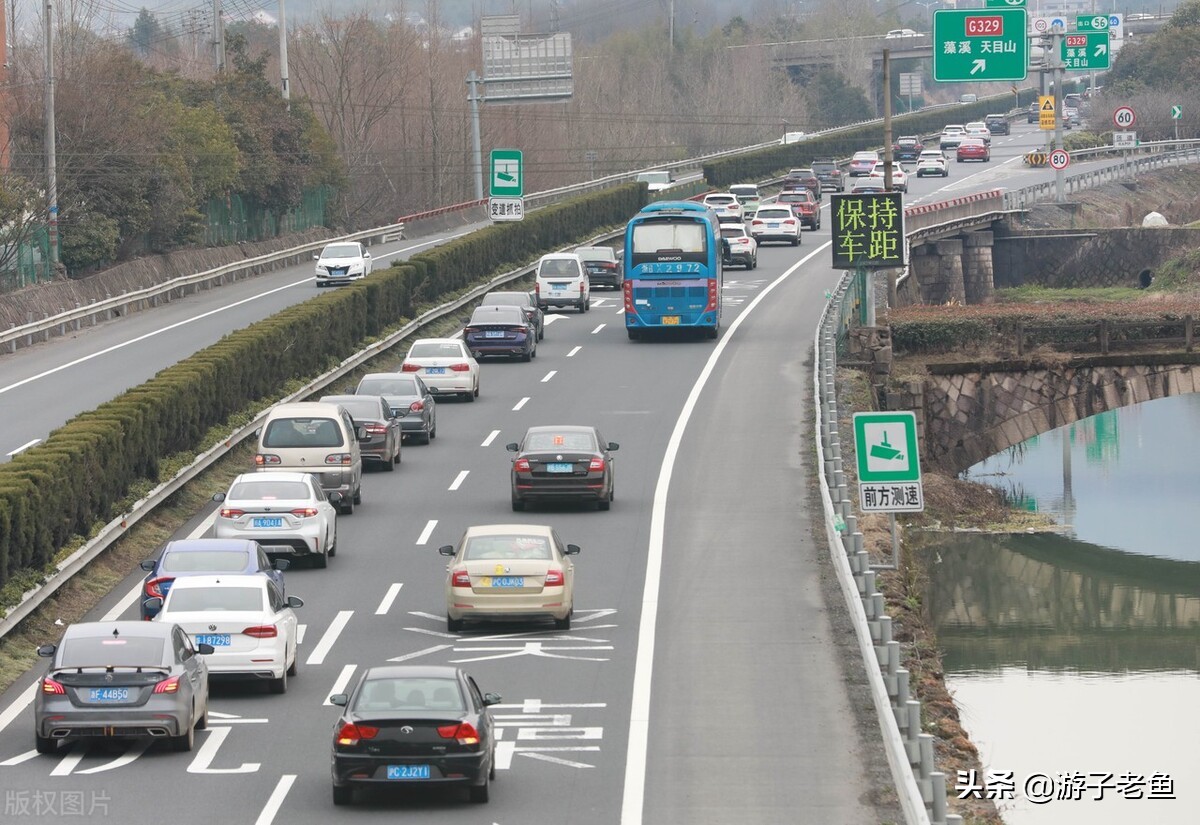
left=464, top=535, right=553, bottom=560
left=228, top=480, right=311, bottom=501
left=162, top=549, right=252, bottom=572
left=538, top=258, right=580, bottom=277
left=355, top=677, right=464, bottom=712
left=408, top=342, right=464, bottom=359
left=262, top=417, right=343, bottom=448
left=636, top=172, right=670, bottom=185
left=631, top=222, right=706, bottom=255
left=59, top=636, right=167, bottom=668
left=359, top=376, right=420, bottom=395
left=165, top=586, right=264, bottom=613
left=321, top=244, right=360, bottom=259
left=331, top=398, right=385, bottom=420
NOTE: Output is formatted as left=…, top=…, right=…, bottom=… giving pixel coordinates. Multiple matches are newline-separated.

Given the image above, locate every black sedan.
left=464, top=306, right=536, bottom=362
left=479, top=290, right=544, bottom=340
left=34, top=621, right=213, bottom=754
left=506, top=425, right=618, bottom=511
left=353, top=374, right=437, bottom=444
left=329, top=665, right=500, bottom=806
left=320, top=394, right=402, bottom=469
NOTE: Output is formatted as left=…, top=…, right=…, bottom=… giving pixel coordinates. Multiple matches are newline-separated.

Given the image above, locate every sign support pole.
left=467, top=71, right=484, bottom=201
left=1051, top=26, right=1065, bottom=203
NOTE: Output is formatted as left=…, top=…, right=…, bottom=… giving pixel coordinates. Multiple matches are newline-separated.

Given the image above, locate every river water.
left=917, top=394, right=1200, bottom=825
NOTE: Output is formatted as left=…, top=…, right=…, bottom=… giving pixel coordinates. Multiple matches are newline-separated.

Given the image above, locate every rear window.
left=525, top=430, right=596, bottom=451
left=355, top=678, right=464, bottom=712
left=729, top=185, right=758, bottom=197
left=262, top=417, right=344, bottom=449
left=162, top=549, right=251, bottom=572
left=407, top=342, right=464, bottom=359
left=705, top=195, right=736, bottom=205
left=538, top=258, right=581, bottom=277
left=330, top=398, right=386, bottom=420
left=464, top=535, right=553, bottom=560
left=481, top=292, right=529, bottom=307
left=720, top=226, right=747, bottom=238
left=59, top=636, right=167, bottom=668
left=358, top=376, right=420, bottom=395
left=227, top=480, right=311, bottom=501
left=812, top=162, right=836, bottom=172
left=165, top=586, right=264, bottom=613
left=853, top=152, right=878, bottom=161
left=470, top=307, right=524, bottom=325
left=575, top=247, right=616, bottom=263
left=754, top=208, right=792, bottom=220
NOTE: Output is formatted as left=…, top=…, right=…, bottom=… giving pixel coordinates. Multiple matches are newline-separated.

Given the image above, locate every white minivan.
left=255, top=402, right=363, bottom=514
left=535, top=253, right=590, bottom=313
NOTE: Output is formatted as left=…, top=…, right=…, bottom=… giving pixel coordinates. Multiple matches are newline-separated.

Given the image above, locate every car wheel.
left=448, top=615, right=464, bottom=633
left=332, top=785, right=353, bottom=806
left=313, top=549, right=328, bottom=569
left=554, top=611, right=572, bottom=631
left=429, top=419, right=437, bottom=440
left=339, top=498, right=354, bottom=516
left=469, top=774, right=490, bottom=804
left=790, top=236, right=799, bottom=246
left=511, top=496, right=525, bottom=511
left=353, top=485, right=362, bottom=506
left=196, top=702, right=208, bottom=729
left=598, top=496, right=611, bottom=512
left=490, top=752, right=497, bottom=781
left=287, top=647, right=298, bottom=676
left=394, top=444, right=401, bottom=464
left=627, top=328, right=639, bottom=341
left=521, top=348, right=532, bottom=363
left=171, top=716, right=195, bottom=752
left=538, top=327, right=544, bottom=341
left=268, top=668, right=287, bottom=695
left=35, top=733, right=57, bottom=755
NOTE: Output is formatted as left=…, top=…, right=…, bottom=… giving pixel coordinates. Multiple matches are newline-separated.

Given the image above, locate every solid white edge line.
left=375, top=231, right=472, bottom=259
left=512, top=397, right=530, bottom=411
left=481, top=429, right=501, bottom=447
left=541, top=370, right=557, bottom=383
left=375, top=583, right=403, bottom=615
left=254, top=774, right=297, bottom=825
left=620, top=241, right=832, bottom=825
left=567, top=346, right=582, bottom=357
left=448, top=470, right=470, bottom=491
left=415, top=519, right=438, bottom=545
left=323, top=664, right=358, bottom=706
left=6, top=438, right=41, bottom=456
left=305, top=610, right=353, bottom=666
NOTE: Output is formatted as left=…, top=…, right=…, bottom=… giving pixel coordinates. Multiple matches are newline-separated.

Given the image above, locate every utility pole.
left=278, top=0, right=290, bottom=105
left=1051, top=24, right=1065, bottom=203
left=467, top=71, right=484, bottom=201
left=882, top=48, right=897, bottom=314
left=212, top=0, right=225, bottom=74
left=44, top=0, right=58, bottom=266
left=668, top=0, right=675, bottom=58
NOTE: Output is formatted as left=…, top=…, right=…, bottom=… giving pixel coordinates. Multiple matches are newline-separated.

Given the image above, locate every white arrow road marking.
left=0, top=750, right=39, bottom=766
left=450, top=642, right=613, bottom=663
left=254, top=774, right=297, bottom=825
left=306, top=610, right=353, bottom=666
left=543, top=314, right=567, bottom=325
left=323, top=665, right=357, bottom=706
left=77, top=740, right=150, bottom=774
left=376, top=583, right=403, bottom=615
left=512, top=397, right=530, bottom=411
left=50, top=747, right=85, bottom=776
left=388, top=645, right=453, bottom=662
left=416, top=520, right=438, bottom=544
left=187, top=727, right=260, bottom=773
left=481, top=430, right=501, bottom=447
left=567, top=346, right=581, bottom=357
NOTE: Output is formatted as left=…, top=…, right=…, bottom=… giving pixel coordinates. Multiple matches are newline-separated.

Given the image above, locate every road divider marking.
left=615, top=307, right=624, bottom=314
left=513, top=397, right=530, bottom=411
left=0, top=749, right=38, bottom=766
left=187, top=727, right=260, bottom=774
left=6, top=438, right=40, bottom=456
left=323, top=664, right=358, bottom=706
left=544, top=315, right=566, bottom=326
left=77, top=740, right=150, bottom=774
left=297, top=625, right=307, bottom=645
left=254, top=774, right=297, bottom=825
left=567, top=346, right=581, bottom=357
left=448, top=470, right=469, bottom=491
left=375, top=232, right=472, bottom=260
left=541, top=371, right=557, bottom=383
left=306, top=610, right=353, bottom=666
left=481, top=429, right=500, bottom=447
left=388, top=644, right=454, bottom=662
left=591, top=324, right=605, bottom=334
left=416, top=520, right=438, bottom=545
left=376, top=584, right=403, bottom=615
left=49, top=747, right=85, bottom=776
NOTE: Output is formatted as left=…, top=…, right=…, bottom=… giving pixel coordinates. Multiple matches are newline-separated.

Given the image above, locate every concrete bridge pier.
left=962, top=231, right=995, bottom=304
left=911, top=239, right=965, bottom=305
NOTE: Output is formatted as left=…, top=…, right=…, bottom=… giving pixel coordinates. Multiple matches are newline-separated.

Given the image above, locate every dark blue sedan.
left=464, top=306, right=536, bottom=361
left=140, top=538, right=288, bottom=619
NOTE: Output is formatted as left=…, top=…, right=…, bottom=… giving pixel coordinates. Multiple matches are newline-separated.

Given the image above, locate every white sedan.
left=212, top=472, right=340, bottom=569
left=314, top=242, right=372, bottom=287
left=150, top=575, right=303, bottom=694
left=868, top=162, right=909, bottom=193
left=401, top=338, right=480, bottom=400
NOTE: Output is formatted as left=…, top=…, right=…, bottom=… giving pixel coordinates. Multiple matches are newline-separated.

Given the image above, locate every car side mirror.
left=197, top=643, right=215, bottom=655
left=312, top=253, right=319, bottom=260
left=364, top=251, right=371, bottom=257
left=438, top=545, right=456, bottom=557
left=143, top=597, right=164, bottom=613
left=328, top=491, right=344, bottom=504
left=286, top=596, right=305, bottom=609
left=505, top=443, right=519, bottom=452
left=139, top=559, right=156, bottom=572
left=212, top=492, right=226, bottom=503
left=37, top=644, right=56, bottom=658
left=483, top=692, right=502, bottom=706
left=607, top=442, right=619, bottom=451
left=273, top=559, right=290, bottom=571
left=565, top=544, right=581, bottom=556
left=329, top=693, right=349, bottom=707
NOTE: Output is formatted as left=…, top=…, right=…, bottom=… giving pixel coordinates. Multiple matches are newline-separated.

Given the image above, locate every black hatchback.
left=330, top=665, right=501, bottom=806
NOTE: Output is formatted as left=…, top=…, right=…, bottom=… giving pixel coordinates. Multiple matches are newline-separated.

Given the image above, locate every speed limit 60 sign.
left=1113, top=106, right=1136, bottom=129
left=1049, top=149, right=1071, bottom=170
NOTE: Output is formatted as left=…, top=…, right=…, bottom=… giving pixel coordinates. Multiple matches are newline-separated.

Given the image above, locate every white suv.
left=535, top=253, right=590, bottom=313
left=702, top=193, right=743, bottom=221
left=915, top=150, right=949, bottom=178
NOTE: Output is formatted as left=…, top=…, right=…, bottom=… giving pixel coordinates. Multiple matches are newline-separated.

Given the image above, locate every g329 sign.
left=830, top=193, right=907, bottom=269
left=965, top=15, right=1005, bottom=35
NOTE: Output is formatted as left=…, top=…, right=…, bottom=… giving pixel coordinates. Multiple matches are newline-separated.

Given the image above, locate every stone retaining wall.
left=991, top=226, right=1200, bottom=289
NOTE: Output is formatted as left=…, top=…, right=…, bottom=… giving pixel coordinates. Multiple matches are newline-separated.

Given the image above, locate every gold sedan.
left=439, top=524, right=580, bottom=632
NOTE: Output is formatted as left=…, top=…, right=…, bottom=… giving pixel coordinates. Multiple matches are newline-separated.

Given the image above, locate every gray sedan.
left=352, top=373, right=437, bottom=444
left=34, top=621, right=213, bottom=754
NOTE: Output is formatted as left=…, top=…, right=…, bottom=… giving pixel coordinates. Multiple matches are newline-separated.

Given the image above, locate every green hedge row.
left=0, top=184, right=647, bottom=592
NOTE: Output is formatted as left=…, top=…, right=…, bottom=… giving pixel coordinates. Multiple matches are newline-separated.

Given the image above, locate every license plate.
left=768, top=222, right=779, bottom=228
left=546, top=462, right=573, bottom=473
left=551, top=284, right=567, bottom=291
left=485, top=576, right=525, bottom=588
left=386, top=765, right=431, bottom=780
left=195, top=634, right=231, bottom=647
left=252, top=517, right=283, bottom=528
left=88, top=688, right=130, bottom=702
left=662, top=316, right=680, bottom=325
left=485, top=330, right=505, bottom=338
left=424, top=367, right=445, bottom=375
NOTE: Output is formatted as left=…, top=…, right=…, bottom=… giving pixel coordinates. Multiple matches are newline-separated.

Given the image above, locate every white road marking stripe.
left=375, top=232, right=472, bottom=259
left=50, top=747, right=85, bottom=776
left=512, top=397, right=530, bottom=411
left=305, top=610, right=353, bottom=666
left=323, top=664, right=357, bottom=706
left=254, top=774, right=297, bottom=825
left=187, top=726, right=259, bottom=773
left=621, top=241, right=833, bottom=825
left=7, top=438, right=40, bottom=456
left=541, top=370, right=557, bottom=383
left=615, top=307, right=625, bottom=314
left=78, top=740, right=150, bottom=773
left=591, top=324, right=605, bottom=334
left=416, top=519, right=438, bottom=545
left=520, top=752, right=595, bottom=768
left=206, top=718, right=268, bottom=724
left=567, top=346, right=581, bottom=357
left=297, top=625, right=306, bottom=645
left=481, top=429, right=501, bottom=447
left=376, top=583, right=403, bottom=615
left=448, top=470, right=469, bottom=491
left=407, top=611, right=444, bottom=621
left=0, top=279, right=313, bottom=399
left=544, top=315, right=565, bottom=325
left=0, top=749, right=39, bottom=766
left=208, top=711, right=240, bottom=719
left=387, top=644, right=454, bottom=662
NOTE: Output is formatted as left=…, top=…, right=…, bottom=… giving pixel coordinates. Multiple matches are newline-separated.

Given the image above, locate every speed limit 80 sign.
left=1113, top=106, right=1136, bottom=129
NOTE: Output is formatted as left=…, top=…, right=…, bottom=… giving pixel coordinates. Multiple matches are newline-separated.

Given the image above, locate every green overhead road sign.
left=985, top=0, right=1026, bottom=7
left=853, top=412, right=924, bottom=513
left=932, top=9, right=1028, bottom=82
left=1076, top=14, right=1110, bottom=31
left=489, top=149, right=524, bottom=197
left=1062, top=33, right=1110, bottom=71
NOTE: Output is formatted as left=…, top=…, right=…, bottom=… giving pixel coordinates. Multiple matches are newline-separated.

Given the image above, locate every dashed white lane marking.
left=7, top=438, right=40, bottom=456
left=323, top=665, right=358, bottom=707
left=305, top=610, right=353, bottom=666
left=297, top=625, right=307, bottom=645
left=567, top=346, right=582, bottom=357
left=416, top=519, right=438, bottom=545
left=449, top=470, right=470, bottom=491
left=541, top=370, right=557, bottom=383
left=254, top=774, right=297, bottom=825
left=513, top=397, right=530, bottom=411
left=481, top=429, right=501, bottom=447
left=376, top=583, right=403, bottom=615
left=591, top=324, right=606, bottom=334
left=544, top=315, right=566, bottom=326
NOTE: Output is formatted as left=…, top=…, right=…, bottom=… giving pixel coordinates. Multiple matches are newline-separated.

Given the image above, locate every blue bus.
left=622, top=201, right=724, bottom=340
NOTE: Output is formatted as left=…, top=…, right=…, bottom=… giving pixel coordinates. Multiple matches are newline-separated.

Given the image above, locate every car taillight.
left=255, top=454, right=281, bottom=466
left=784, top=219, right=796, bottom=225
left=243, top=625, right=278, bottom=638
left=534, top=282, right=541, bottom=297
left=707, top=279, right=718, bottom=313
left=145, top=577, right=172, bottom=598
left=514, top=458, right=531, bottom=472
left=738, top=237, right=750, bottom=244
left=623, top=279, right=635, bottom=314
left=437, top=722, right=480, bottom=745
left=154, top=675, right=181, bottom=694
left=544, top=569, right=565, bottom=587
left=409, top=400, right=425, bottom=413
left=218, top=508, right=244, bottom=519
left=588, top=457, right=605, bottom=471
left=336, top=723, right=379, bottom=746
left=450, top=363, right=471, bottom=372
left=364, top=423, right=388, bottom=435
left=325, top=453, right=352, bottom=465
left=291, top=508, right=319, bottom=518
left=451, top=569, right=472, bottom=588
left=400, top=363, right=420, bottom=372
left=41, top=677, right=65, bottom=695
left=463, top=326, right=478, bottom=337
left=751, top=220, right=763, bottom=226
